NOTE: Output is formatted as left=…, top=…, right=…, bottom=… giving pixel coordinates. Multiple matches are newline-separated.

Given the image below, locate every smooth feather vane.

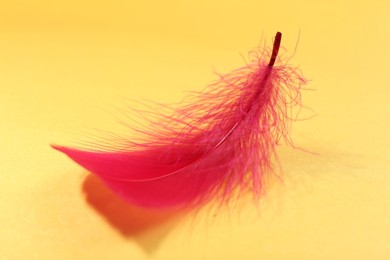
left=53, top=32, right=306, bottom=209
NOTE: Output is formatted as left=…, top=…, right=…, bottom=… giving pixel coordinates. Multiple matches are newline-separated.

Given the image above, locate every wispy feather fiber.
left=53, top=32, right=307, bottom=209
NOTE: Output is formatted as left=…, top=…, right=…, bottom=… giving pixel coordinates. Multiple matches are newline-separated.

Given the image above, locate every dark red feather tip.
left=268, top=32, right=282, bottom=67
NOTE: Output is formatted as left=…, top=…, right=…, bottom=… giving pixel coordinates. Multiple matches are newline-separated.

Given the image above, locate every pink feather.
left=53, top=32, right=306, bottom=209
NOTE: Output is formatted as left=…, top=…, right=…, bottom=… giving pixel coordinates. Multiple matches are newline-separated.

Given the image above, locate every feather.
left=52, top=32, right=307, bottom=209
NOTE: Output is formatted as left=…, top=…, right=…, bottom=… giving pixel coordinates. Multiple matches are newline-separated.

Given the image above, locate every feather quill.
left=53, top=32, right=306, bottom=209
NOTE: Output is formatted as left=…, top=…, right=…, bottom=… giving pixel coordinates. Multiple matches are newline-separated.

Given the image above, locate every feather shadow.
left=82, top=174, right=183, bottom=253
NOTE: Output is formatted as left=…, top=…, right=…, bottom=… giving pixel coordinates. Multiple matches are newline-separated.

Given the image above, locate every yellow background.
left=1, top=0, right=389, bottom=259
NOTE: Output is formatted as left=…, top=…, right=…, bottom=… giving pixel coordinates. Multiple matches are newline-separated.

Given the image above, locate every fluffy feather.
left=53, top=32, right=306, bottom=209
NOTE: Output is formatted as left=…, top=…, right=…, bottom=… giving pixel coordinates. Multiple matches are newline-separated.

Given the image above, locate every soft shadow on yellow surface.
left=82, top=174, right=182, bottom=253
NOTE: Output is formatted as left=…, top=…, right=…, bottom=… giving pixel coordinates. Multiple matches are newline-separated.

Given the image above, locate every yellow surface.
left=1, top=0, right=389, bottom=259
